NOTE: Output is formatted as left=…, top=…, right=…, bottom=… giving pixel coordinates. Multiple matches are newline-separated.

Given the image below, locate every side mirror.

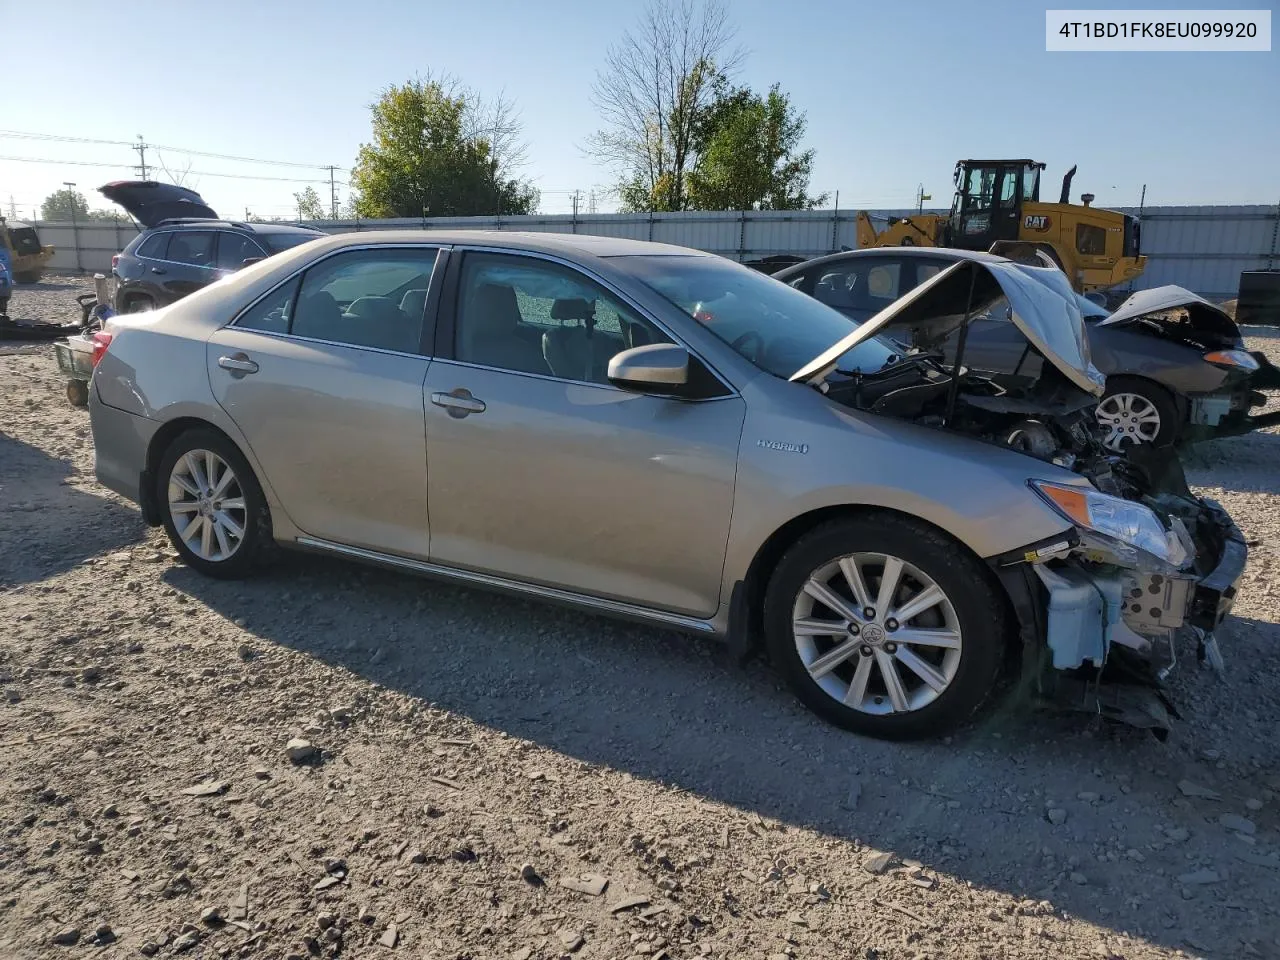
left=607, top=344, right=689, bottom=394
left=240, top=257, right=264, bottom=268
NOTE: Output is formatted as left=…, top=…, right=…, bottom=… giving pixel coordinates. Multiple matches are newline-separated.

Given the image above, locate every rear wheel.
left=124, top=295, right=154, bottom=314
left=156, top=429, right=272, bottom=579
left=1095, top=377, right=1178, bottom=449
left=763, top=514, right=1007, bottom=740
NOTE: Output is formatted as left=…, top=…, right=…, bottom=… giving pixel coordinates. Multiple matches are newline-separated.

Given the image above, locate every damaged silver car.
left=87, top=233, right=1246, bottom=740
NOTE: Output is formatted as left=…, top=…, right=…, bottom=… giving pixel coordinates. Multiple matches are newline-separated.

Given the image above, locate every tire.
left=156, top=428, right=273, bottom=579
left=1095, top=376, right=1179, bottom=450
left=66, top=379, right=89, bottom=407
left=763, top=513, right=1008, bottom=740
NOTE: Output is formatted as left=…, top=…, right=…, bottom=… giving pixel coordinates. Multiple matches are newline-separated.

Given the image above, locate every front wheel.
left=156, top=428, right=272, bottom=579
left=763, top=514, right=1008, bottom=740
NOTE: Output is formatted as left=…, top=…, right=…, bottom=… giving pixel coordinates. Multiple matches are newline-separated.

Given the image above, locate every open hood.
left=790, top=258, right=1106, bottom=396
left=1099, top=285, right=1238, bottom=337
left=98, top=181, right=218, bottom=227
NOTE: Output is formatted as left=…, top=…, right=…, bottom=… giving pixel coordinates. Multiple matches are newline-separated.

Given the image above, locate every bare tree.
left=154, top=152, right=197, bottom=190
left=462, top=88, right=530, bottom=180
left=587, top=0, right=741, bottom=211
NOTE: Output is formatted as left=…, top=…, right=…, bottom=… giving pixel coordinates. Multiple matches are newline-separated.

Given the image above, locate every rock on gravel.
left=285, top=737, right=318, bottom=762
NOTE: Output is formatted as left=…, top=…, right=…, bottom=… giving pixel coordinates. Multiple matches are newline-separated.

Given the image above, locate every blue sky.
left=1, top=0, right=1275, bottom=220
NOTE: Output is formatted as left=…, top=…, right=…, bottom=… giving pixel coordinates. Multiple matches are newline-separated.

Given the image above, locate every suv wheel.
left=763, top=514, right=1007, bottom=740
left=157, top=429, right=273, bottom=579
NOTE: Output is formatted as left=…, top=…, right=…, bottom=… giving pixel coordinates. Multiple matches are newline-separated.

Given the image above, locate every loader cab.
left=945, top=160, right=1044, bottom=252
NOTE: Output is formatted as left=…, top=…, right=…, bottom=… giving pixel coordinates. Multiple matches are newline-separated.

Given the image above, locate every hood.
left=98, top=181, right=218, bottom=227
left=1099, top=285, right=1239, bottom=337
left=790, top=258, right=1106, bottom=396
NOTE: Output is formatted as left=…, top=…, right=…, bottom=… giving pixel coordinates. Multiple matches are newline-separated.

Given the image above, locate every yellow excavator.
left=855, top=160, right=1146, bottom=294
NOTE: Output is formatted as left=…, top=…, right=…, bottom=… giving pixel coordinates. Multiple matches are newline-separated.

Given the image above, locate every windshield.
left=623, top=255, right=901, bottom=377
left=262, top=232, right=322, bottom=254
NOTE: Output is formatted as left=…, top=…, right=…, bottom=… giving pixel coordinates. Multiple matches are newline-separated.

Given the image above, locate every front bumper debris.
left=992, top=504, right=1248, bottom=735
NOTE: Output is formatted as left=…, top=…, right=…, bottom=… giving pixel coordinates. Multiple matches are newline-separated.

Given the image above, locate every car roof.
left=147, top=219, right=324, bottom=236
left=274, top=229, right=712, bottom=260
left=773, top=246, right=1011, bottom=275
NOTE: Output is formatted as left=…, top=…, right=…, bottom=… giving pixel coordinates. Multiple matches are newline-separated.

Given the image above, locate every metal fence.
left=27, top=203, right=1280, bottom=301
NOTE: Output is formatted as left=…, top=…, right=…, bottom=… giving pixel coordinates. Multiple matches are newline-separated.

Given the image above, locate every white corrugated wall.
left=28, top=203, right=1280, bottom=300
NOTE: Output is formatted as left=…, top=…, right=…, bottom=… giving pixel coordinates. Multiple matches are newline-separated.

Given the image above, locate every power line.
left=0, top=129, right=346, bottom=172
left=0, top=154, right=345, bottom=185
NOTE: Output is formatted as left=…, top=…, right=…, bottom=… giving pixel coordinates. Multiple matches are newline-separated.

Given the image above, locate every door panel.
left=423, top=361, right=745, bottom=617
left=206, top=328, right=432, bottom=556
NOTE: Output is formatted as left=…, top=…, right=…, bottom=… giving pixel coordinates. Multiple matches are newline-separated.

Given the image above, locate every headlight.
left=1030, top=480, right=1177, bottom=564
left=1204, top=349, right=1259, bottom=371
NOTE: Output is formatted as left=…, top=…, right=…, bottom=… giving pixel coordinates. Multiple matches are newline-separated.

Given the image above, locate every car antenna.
left=942, top=263, right=980, bottom=427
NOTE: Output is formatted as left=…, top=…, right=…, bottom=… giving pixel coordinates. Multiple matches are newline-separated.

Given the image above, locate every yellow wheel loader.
left=855, top=160, right=1146, bottom=294
left=1, top=218, right=56, bottom=283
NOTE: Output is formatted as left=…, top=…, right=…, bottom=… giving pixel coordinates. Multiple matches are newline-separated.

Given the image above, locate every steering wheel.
left=730, top=330, right=764, bottom=361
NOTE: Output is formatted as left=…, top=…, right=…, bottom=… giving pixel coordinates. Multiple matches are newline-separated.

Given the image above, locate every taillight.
left=90, top=331, right=114, bottom=367
left=111, top=254, right=119, bottom=270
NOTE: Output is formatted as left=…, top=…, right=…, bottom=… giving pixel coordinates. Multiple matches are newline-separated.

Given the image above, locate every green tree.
left=350, top=76, right=538, bottom=218
left=41, top=188, right=90, bottom=221
left=686, top=81, right=825, bottom=211
left=293, top=186, right=326, bottom=220
left=41, top=188, right=132, bottom=222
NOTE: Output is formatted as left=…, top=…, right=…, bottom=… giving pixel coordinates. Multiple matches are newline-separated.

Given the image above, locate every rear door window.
left=215, top=232, right=266, bottom=270
left=166, top=231, right=216, bottom=268
left=135, top=233, right=170, bottom=260
left=290, top=248, right=440, bottom=353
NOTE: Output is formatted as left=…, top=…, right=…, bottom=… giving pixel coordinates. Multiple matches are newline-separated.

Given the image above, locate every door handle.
left=431, top=389, right=486, bottom=417
left=150, top=266, right=167, bottom=275
left=218, top=353, right=259, bottom=376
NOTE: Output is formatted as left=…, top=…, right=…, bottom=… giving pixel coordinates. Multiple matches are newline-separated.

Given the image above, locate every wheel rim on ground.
left=791, top=552, right=963, bottom=715
left=167, top=449, right=247, bottom=562
left=1095, top=392, right=1161, bottom=450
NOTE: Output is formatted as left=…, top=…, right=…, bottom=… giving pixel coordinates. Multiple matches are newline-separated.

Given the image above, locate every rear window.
left=261, top=232, right=321, bottom=254
left=9, top=227, right=43, bottom=256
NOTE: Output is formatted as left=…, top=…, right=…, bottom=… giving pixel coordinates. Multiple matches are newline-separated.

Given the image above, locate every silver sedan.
left=88, top=231, right=1246, bottom=739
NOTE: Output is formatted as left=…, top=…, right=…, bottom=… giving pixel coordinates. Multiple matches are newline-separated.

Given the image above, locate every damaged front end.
left=992, top=447, right=1246, bottom=735
left=788, top=256, right=1249, bottom=734
left=1097, top=285, right=1280, bottom=443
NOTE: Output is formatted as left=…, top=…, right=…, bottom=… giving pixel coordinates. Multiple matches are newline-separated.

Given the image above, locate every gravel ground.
left=2, top=278, right=1280, bottom=960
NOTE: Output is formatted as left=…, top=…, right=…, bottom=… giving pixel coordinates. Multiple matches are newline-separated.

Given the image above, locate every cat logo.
left=1023, top=215, right=1051, bottom=232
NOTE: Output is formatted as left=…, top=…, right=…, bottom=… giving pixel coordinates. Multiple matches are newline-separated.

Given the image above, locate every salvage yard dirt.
left=2, top=278, right=1280, bottom=959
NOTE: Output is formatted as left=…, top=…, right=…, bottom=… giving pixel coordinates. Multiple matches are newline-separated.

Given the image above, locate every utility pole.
left=7, top=195, right=15, bottom=219
left=326, top=166, right=338, bottom=218
left=64, top=181, right=82, bottom=272
left=134, top=136, right=150, bottom=180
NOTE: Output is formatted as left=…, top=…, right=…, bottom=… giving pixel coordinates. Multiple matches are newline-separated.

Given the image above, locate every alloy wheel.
left=167, top=449, right=247, bottom=562
left=1095, top=392, right=1161, bottom=450
left=791, top=552, right=963, bottom=715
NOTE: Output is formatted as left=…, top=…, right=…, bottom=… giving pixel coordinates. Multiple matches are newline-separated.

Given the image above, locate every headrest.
left=469, top=283, right=522, bottom=334
left=400, top=288, right=429, bottom=318
left=550, top=298, right=594, bottom=321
